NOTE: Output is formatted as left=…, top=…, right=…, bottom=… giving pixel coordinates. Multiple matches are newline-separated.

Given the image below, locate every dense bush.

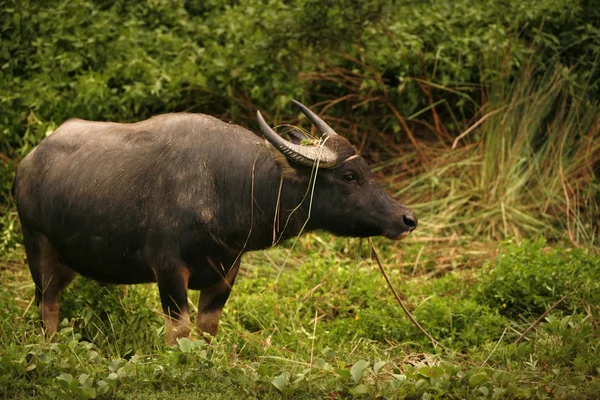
left=1, top=0, right=599, bottom=249
left=477, top=239, right=600, bottom=318
left=2, top=0, right=599, bottom=153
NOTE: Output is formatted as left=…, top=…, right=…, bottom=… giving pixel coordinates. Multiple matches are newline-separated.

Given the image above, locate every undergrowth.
left=374, top=61, right=600, bottom=247
left=1, top=238, right=598, bottom=399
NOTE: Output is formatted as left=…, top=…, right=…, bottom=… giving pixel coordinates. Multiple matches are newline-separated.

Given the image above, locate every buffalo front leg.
left=197, top=259, right=241, bottom=339
left=22, top=228, right=76, bottom=338
left=156, top=264, right=191, bottom=345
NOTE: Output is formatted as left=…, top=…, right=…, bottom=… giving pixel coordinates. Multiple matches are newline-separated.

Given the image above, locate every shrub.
left=476, top=239, right=600, bottom=317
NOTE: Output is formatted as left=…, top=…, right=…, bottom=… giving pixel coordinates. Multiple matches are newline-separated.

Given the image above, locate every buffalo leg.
left=197, top=259, right=241, bottom=338
left=22, top=228, right=76, bottom=337
left=156, top=265, right=191, bottom=345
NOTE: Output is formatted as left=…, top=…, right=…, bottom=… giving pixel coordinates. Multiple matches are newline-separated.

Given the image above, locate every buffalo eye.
left=343, top=172, right=358, bottom=183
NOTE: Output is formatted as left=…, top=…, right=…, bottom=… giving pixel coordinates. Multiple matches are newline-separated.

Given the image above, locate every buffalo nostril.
left=403, top=214, right=417, bottom=230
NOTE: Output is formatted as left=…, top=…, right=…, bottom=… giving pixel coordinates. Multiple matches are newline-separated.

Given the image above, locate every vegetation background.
left=1, top=0, right=599, bottom=398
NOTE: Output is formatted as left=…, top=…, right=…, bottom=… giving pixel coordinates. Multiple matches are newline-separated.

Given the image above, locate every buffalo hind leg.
left=156, top=264, right=191, bottom=345
left=22, top=228, right=76, bottom=338
left=197, top=259, right=241, bottom=339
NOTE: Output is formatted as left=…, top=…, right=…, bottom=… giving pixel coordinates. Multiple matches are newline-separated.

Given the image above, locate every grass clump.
left=388, top=61, right=600, bottom=247
left=476, top=239, right=600, bottom=318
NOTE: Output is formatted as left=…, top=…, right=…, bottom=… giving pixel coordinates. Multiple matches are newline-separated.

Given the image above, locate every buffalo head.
left=257, top=100, right=417, bottom=240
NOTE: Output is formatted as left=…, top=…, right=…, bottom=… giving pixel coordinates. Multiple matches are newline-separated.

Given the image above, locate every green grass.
left=1, top=237, right=598, bottom=399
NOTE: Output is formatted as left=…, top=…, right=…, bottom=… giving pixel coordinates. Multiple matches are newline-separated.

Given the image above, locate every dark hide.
left=14, top=112, right=416, bottom=343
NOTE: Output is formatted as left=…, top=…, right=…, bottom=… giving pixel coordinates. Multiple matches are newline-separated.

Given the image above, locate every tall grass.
left=385, top=61, right=600, bottom=246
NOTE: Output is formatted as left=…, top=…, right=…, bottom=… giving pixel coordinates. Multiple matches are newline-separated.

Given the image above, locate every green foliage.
left=1, top=0, right=598, bottom=146
left=536, top=314, right=600, bottom=376
left=1, top=0, right=389, bottom=155
left=477, top=239, right=600, bottom=317
left=58, top=278, right=165, bottom=358
left=1, top=240, right=599, bottom=398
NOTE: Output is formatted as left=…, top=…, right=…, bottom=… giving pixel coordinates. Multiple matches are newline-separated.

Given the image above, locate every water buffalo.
left=13, top=100, right=417, bottom=344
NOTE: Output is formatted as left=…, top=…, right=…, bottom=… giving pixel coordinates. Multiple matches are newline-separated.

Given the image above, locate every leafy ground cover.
left=1, top=238, right=598, bottom=399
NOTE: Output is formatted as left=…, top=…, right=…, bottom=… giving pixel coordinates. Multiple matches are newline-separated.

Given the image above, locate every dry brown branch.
left=319, top=94, right=358, bottom=114
left=416, top=80, right=452, bottom=143
left=384, top=100, right=429, bottom=164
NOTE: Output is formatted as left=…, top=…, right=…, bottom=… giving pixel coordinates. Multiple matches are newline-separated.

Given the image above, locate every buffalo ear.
left=285, top=129, right=309, bottom=145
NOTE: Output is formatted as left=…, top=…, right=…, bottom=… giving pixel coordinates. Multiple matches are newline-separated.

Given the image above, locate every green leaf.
left=350, top=360, right=370, bottom=383
left=78, top=373, right=91, bottom=386
left=117, top=362, right=135, bottom=378
left=271, top=374, right=288, bottom=392
left=106, top=372, right=119, bottom=381
left=80, top=386, right=97, bottom=399
left=96, top=380, right=110, bottom=395
left=108, top=359, right=126, bottom=372
left=469, top=372, right=489, bottom=387
left=83, top=308, right=93, bottom=326
left=71, top=386, right=84, bottom=396
left=492, top=388, right=508, bottom=399
left=335, top=368, right=351, bottom=380
left=440, top=361, right=459, bottom=376
left=87, top=351, right=101, bottom=363
left=56, top=373, right=73, bottom=389
left=351, top=384, right=369, bottom=394
left=493, top=370, right=511, bottom=384
left=178, top=337, right=193, bottom=353
left=374, top=361, right=387, bottom=374
left=418, top=366, right=442, bottom=378
left=257, top=365, right=274, bottom=378
left=415, top=378, right=429, bottom=390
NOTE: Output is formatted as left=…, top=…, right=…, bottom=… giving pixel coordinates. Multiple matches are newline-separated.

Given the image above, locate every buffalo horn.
left=257, top=110, right=340, bottom=168
left=291, top=99, right=338, bottom=137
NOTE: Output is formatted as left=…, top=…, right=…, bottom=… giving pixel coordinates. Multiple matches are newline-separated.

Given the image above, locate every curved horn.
left=291, top=99, right=338, bottom=137
left=257, top=110, right=340, bottom=168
